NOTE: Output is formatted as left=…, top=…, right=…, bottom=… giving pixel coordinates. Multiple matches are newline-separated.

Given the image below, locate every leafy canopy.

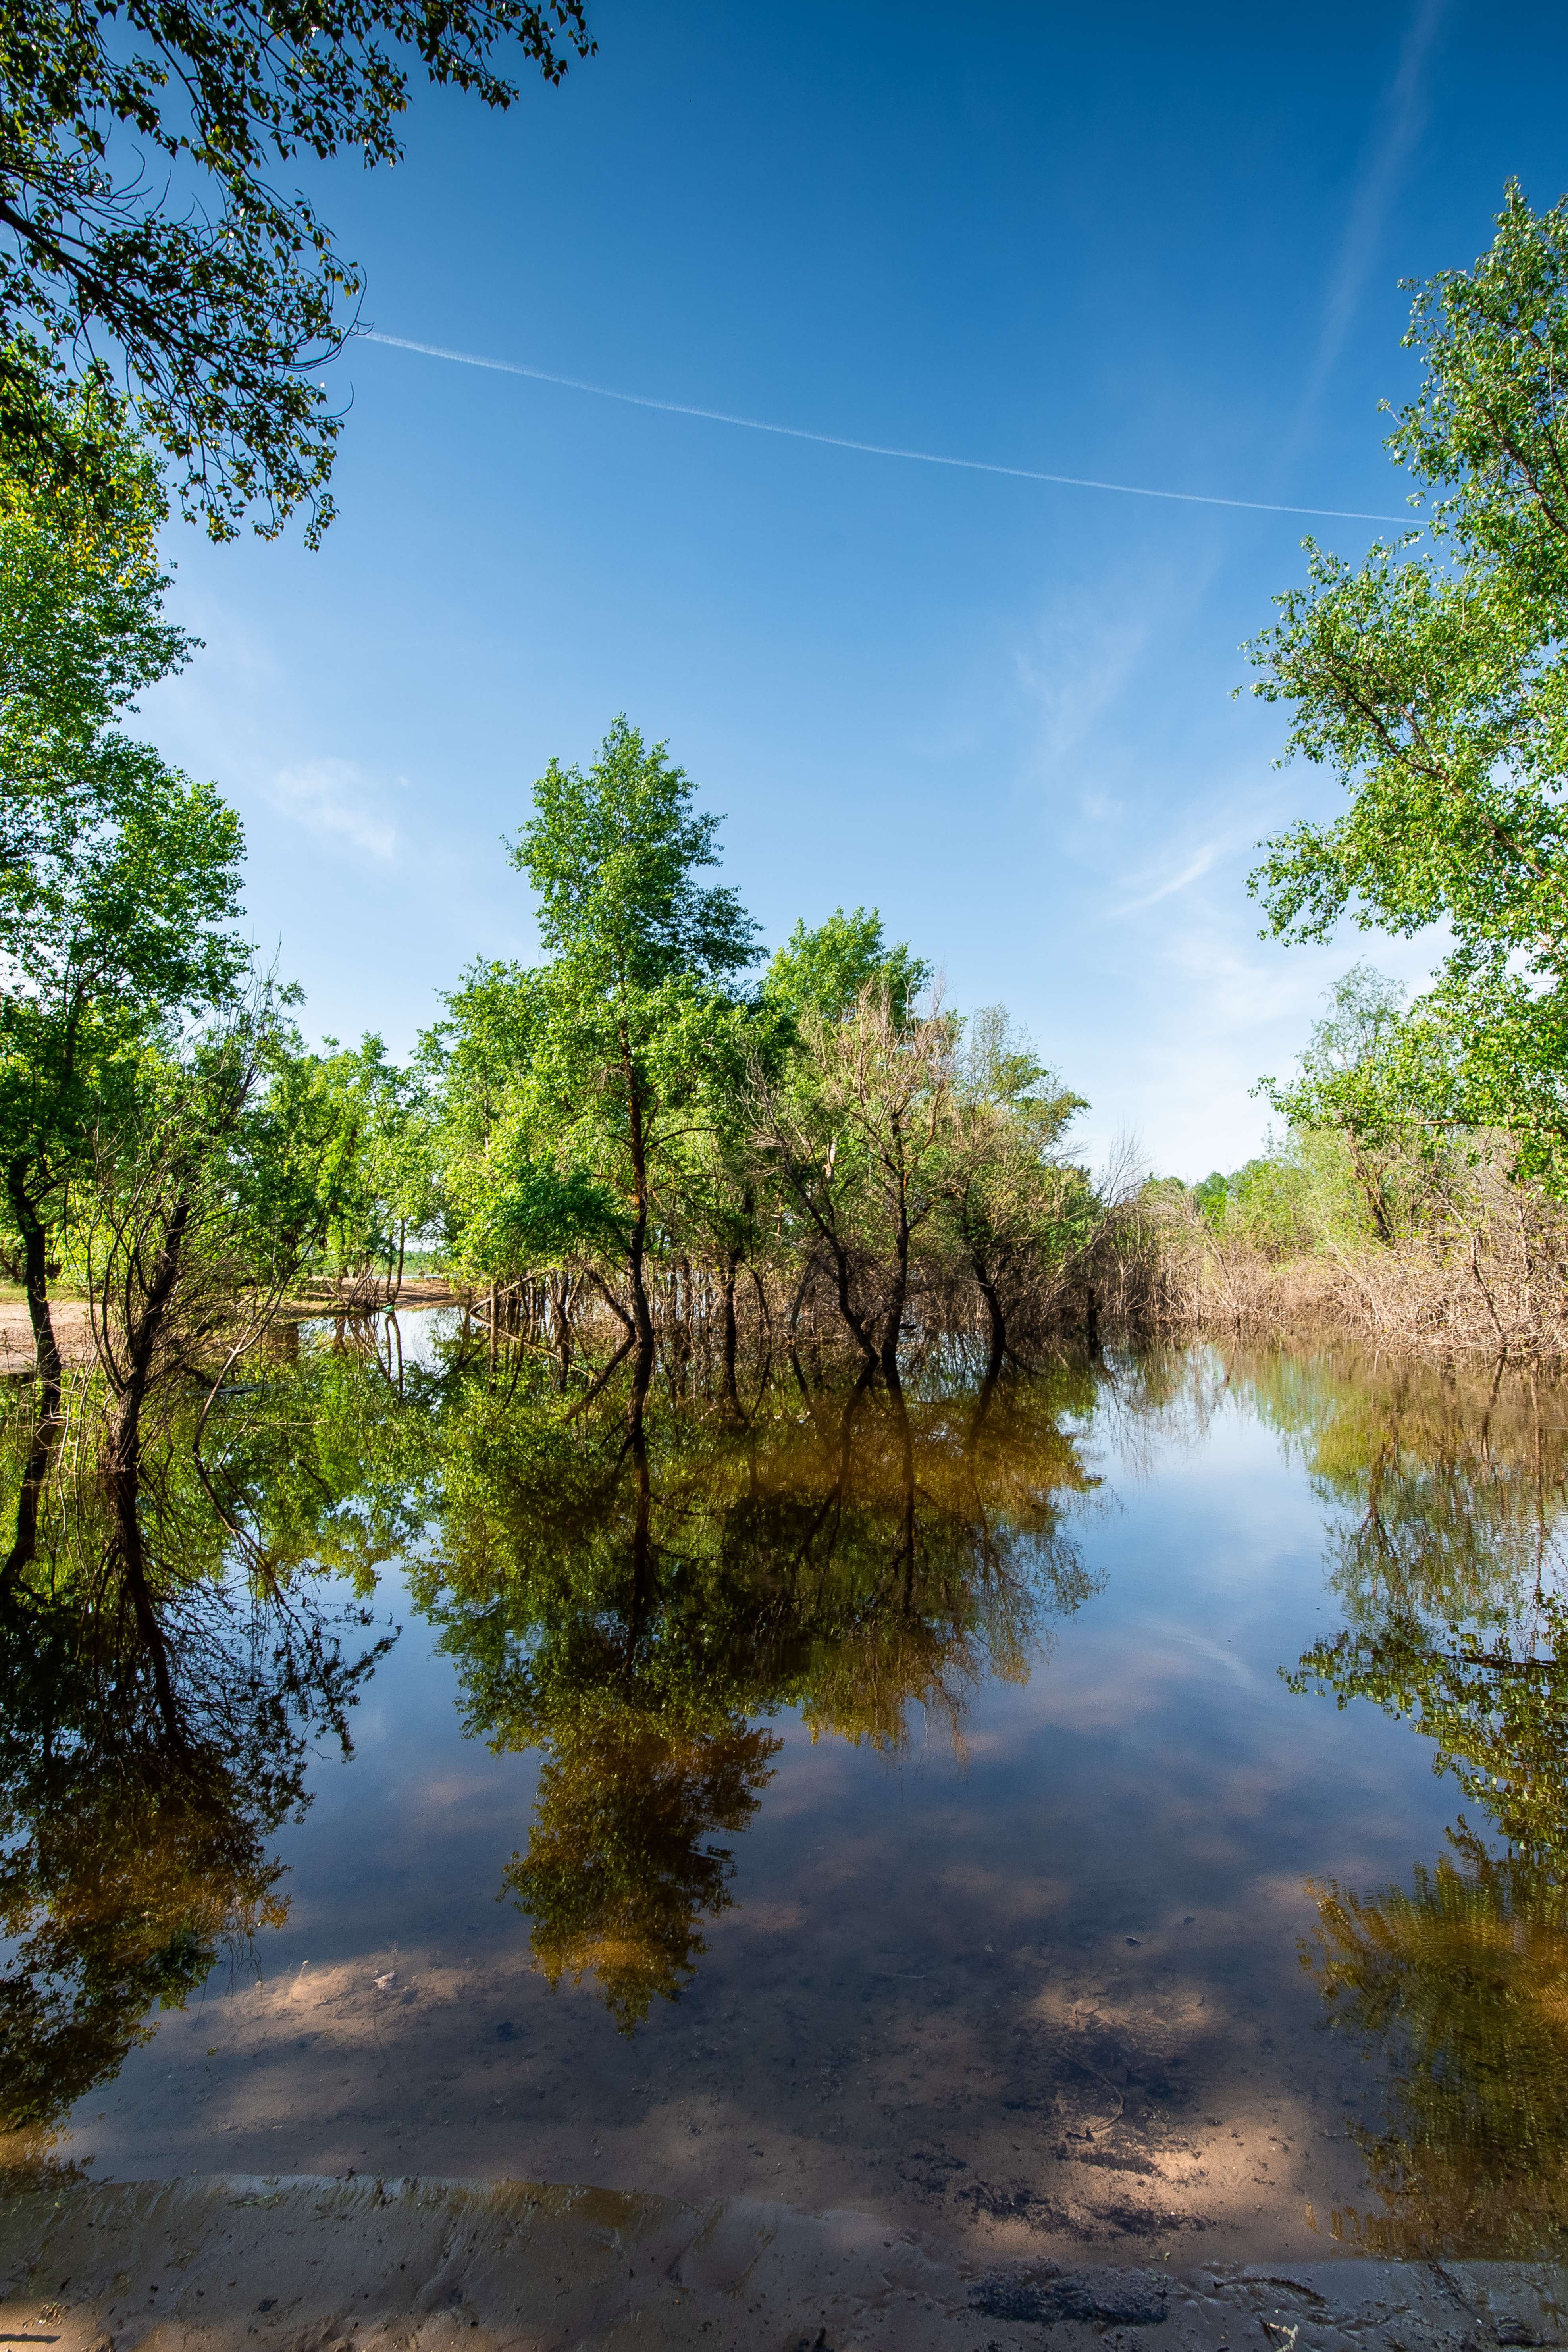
left=760, top=905, right=930, bottom=1028
left=1248, top=184, right=1568, bottom=1188
left=0, top=393, right=245, bottom=1279
left=0, top=0, right=593, bottom=540
left=512, top=714, right=759, bottom=993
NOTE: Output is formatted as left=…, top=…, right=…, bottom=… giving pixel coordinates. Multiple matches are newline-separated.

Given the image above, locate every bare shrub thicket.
left=1128, top=1137, right=1568, bottom=1364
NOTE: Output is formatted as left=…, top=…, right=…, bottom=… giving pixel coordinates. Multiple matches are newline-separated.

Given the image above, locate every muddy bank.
left=2, top=2175, right=1565, bottom=2352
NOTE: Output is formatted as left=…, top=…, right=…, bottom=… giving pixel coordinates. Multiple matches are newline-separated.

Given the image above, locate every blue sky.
left=137, top=0, right=1568, bottom=1178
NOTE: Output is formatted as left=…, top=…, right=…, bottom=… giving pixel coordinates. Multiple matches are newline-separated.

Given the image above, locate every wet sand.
left=3, top=2175, right=1565, bottom=2352
left=0, top=1296, right=91, bottom=1372
left=65, top=1837, right=1390, bottom=2264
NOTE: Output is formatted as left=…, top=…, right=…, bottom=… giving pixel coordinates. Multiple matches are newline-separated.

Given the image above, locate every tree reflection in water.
left=0, top=1358, right=399, bottom=2172
left=414, top=1357, right=1100, bottom=2030
left=1270, top=1351, right=1568, bottom=2257
left=32, top=1322, right=1568, bottom=2250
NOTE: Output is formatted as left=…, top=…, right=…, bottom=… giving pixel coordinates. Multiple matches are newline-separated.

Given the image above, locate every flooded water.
left=4, top=1325, right=1568, bottom=2265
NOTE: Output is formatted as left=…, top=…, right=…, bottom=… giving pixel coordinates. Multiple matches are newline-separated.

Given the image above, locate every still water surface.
left=7, top=1326, right=1567, bottom=2263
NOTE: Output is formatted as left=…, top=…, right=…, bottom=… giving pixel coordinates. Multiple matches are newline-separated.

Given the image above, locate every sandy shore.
left=2, top=2174, right=1563, bottom=2352
left=0, top=1298, right=92, bottom=1375
left=0, top=1283, right=462, bottom=1379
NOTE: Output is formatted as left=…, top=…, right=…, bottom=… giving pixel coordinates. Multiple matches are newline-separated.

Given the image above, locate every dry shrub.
left=1122, top=1154, right=1568, bottom=1363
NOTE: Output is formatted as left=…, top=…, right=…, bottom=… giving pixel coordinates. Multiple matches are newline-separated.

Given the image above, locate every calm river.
left=5, top=1324, right=1565, bottom=2265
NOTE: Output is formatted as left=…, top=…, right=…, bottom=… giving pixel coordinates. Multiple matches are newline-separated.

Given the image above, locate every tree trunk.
left=827, top=1233, right=876, bottom=1366
left=620, top=1029, right=657, bottom=1362
left=1, top=1383, right=64, bottom=1591
left=6, top=1156, right=60, bottom=1385
left=970, top=1248, right=1007, bottom=1374
left=879, top=1207, right=911, bottom=1381
left=721, top=1250, right=740, bottom=1412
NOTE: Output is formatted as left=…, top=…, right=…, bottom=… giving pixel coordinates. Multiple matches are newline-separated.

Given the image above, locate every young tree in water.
left=507, top=717, right=761, bottom=1373
left=1248, top=185, right=1568, bottom=1190
left=751, top=908, right=938, bottom=1372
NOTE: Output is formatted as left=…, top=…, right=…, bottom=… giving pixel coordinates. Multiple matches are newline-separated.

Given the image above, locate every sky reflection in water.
left=3, top=1324, right=1567, bottom=2262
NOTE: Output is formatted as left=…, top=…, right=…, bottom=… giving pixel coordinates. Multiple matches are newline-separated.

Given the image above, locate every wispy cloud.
left=266, top=759, right=399, bottom=860
left=1115, top=842, right=1218, bottom=916
left=1301, top=0, right=1450, bottom=414
left=1014, top=606, right=1153, bottom=776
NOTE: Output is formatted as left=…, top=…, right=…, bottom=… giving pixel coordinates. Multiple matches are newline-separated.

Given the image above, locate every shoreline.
left=0, top=1282, right=465, bottom=1379
left=3, top=2174, right=1564, bottom=2352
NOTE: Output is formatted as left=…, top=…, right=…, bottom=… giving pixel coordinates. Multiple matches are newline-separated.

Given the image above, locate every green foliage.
left=1248, top=184, right=1568, bottom=1193
left=760, top=905, right=930, bottom=1028
left=514, top=715, right=759, bottom=990
left=1182, top=1127, right=1375, bottom=1258
left=0, top=432, right=247, bottom=1352
left=256, top=1032, right=441, bottom=1290
left=416, top=729, right=1102, bottom=1371
left=434, top=719, right=763, bottom=1325
left=0, top=2, right=593, bottom=540
left=1190, top=1171, right=1229, bottom=1222
left=459, top=1126, right=624, bottom=1272
left=935, top=1005, right=1094, bottom=1320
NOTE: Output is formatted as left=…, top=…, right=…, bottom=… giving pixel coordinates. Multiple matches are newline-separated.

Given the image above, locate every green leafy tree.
left=935, top=1005, right=1090, bottom=1366
left=759, top=905, right=930, bottom=1030
left=505, top=716, right=761, bottom=1363
left=1258, top=965, right=1476, bottom=1244
left=753, top=933, right=952, bottom=1372
left=1248, top=185, right=1568, bottom=1190
left=0, top=1, right=593, bottom=539
left=0, top=426, right=245, bottom=1379
left=261, top=1032, right=440, bottom=1299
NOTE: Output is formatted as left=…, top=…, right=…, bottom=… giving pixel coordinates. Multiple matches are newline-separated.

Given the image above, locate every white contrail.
left=363, top=330, right=1409, bottom=526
